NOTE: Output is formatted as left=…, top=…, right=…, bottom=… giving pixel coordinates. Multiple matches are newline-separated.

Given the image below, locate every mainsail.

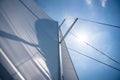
left=0, top=0, right=59, bottom=80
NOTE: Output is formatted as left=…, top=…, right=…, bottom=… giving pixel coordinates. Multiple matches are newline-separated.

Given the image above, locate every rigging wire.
left=64, top=17, right=120, bottom=29
left=69, top=32, right=120, bottom=65
left=84, top=41, right=120, bottom=64
left=78, top=18, right=120, bottom=28
left=67, top=47, right=120, bottom=72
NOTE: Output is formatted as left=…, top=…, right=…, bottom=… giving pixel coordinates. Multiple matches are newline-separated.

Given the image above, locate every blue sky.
left=34, top=0, right=120, bottom=80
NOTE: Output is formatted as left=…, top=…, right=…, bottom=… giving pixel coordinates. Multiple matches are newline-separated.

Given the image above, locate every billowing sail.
left=0, top=0, right=59, bottom=80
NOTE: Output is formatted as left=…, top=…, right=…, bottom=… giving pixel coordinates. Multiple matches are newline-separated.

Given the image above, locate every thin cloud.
left=101, top=0, right=107, bottom=7
left=86, top=0, right=93, bottom=5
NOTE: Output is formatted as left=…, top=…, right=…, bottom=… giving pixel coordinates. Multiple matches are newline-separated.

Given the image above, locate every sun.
left=79, top=34, right=88, bottom=42
left=75, top=32, right=89, bottom=42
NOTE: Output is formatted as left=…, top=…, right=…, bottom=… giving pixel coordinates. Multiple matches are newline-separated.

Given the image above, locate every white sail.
left=59, top=30, right=78, bottom=80
left=0, top=0, right=59, bottom=80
